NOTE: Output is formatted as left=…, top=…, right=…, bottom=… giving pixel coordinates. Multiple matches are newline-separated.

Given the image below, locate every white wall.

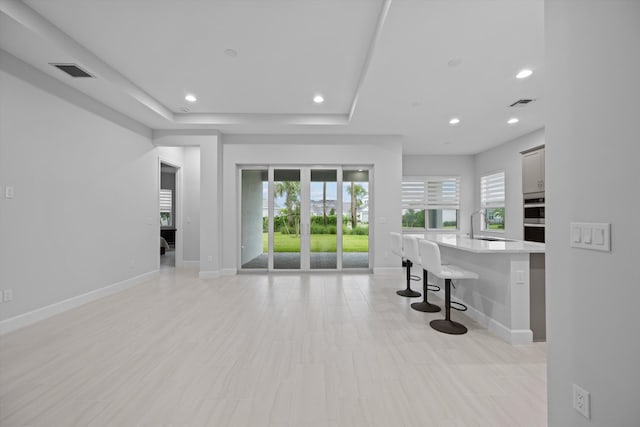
left=474, top=128, right=545, bottom=240
left=156, top=146, right=201, bottom=264
left=0, top=69, right=157, bottom=322
left=546, top=1, right=640, bottom=426
left=182, top=147, right=200, bottom=262
left=402, top=155, right=475, bottom=235
left=222, top=135, right=403, bottom=273
left=154, top=133, right=220, bottom=277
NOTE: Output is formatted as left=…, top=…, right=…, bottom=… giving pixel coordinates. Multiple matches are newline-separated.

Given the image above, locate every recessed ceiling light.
left=516, top=69, right=533, bottom=79
left=507, top=117, right=519, bottom=124
left=449, top=117, right=460, bottom=125
left=313, top=94, right=324, bottom=104
left=224, top=48, right=238, bottom=58
left=185, top=94, right=197, bottom=102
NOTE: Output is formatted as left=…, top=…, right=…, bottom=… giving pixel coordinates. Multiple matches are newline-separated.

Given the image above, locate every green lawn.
left=264, top=233, right=368, bottom=252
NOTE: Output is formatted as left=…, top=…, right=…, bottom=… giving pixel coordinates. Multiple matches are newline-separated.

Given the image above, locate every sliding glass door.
left=272, top=169, right=302, bottom=270
left=309, top=169, right=338, bottom=269
left=342, top=170, right=369, bottom=269
left=240, top=166, right=370, bottom=271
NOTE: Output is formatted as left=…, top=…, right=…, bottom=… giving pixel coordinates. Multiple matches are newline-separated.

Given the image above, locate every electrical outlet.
left=3, top=289, right=13, bottom=302
left=573, top=384, right=590, bottom=419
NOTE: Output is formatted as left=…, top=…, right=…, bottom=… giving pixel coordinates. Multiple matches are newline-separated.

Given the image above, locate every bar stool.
left=390, top=232, right=421, bottom=298
left=419, top=239, right=479, bottom=335
left=403, top=235, right=441, bottom=312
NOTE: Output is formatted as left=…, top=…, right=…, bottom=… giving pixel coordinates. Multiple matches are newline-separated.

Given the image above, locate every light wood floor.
left=0, top=268, right=547, bottom=426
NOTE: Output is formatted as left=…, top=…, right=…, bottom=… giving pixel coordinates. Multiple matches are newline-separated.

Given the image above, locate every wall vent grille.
left=50, top=63, right=94, bottom=78
left=510, top=99, right=535, bottom=107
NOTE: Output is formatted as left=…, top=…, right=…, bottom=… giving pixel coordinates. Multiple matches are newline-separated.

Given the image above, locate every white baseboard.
left=373, top=267, right=402, bottom=275
left=486, top=320, right=533, bottom=345
left=429, top=288, right=533, bottom=345
left=199, top=270, right=220, bottom=279
left=0, top=270, right=159, bottom=335
left=457, top=296, right=532, bottom=344
left=222, top=268, right=237, bottom=276
left=182, top=261, right=200, bottom=267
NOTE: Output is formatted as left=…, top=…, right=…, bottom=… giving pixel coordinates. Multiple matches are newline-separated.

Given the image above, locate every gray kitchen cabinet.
left=522, top=147, right=545, bottom=193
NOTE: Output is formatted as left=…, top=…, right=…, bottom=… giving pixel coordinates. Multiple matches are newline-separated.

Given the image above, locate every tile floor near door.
left=0, top=268, right=547, bottom=426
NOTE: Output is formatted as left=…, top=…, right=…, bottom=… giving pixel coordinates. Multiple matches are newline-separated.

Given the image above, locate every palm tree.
left=322, top=181, right=327, bottom=225
left=274, top=181, right=301, bottom=234
left=346, top=183, right=367, bottom=229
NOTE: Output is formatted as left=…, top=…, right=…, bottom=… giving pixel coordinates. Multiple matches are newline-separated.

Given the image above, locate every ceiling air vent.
left=510, top=99, right=535, bottom=107
left=50, top=63, right=94, bottom=78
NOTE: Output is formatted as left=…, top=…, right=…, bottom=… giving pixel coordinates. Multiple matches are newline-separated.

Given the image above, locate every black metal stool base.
left=397, top=289, right=421, bottom=298
left=411, top=301, right=441, bottom=312
left=430, top=319, right=468, bottom=335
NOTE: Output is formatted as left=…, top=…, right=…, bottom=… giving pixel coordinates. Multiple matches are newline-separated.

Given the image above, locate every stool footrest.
left=450, top=301, right=467, bottom=312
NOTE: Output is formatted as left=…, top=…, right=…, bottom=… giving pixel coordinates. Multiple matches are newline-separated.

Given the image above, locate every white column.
left=199, top=135, right=222, bottom=278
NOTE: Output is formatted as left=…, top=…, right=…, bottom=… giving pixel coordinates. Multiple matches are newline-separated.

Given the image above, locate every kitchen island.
left=422, top=234, right=545, bottom=344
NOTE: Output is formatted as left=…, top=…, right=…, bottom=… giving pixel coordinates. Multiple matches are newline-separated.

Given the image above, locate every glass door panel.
left=342, top=170, right=369, bottom=269
left=273, top=169, right=301, bottom=270
left=240, top=169, right=268, bottom=269
left=309, top=169, right=338, bottom=269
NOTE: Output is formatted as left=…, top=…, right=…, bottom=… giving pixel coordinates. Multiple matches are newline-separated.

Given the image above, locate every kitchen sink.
left=474, top=237, right=514, bottom=242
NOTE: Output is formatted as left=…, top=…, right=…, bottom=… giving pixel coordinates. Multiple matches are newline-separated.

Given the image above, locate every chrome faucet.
left=470, top=210, right=485, bottom=239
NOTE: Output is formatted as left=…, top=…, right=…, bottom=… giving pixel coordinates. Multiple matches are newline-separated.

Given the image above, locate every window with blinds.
left=160, top=189, right=172, bottom=226
left=480, top=171, right=505, bottom=231
left=401, top=177, right=460, bottom=230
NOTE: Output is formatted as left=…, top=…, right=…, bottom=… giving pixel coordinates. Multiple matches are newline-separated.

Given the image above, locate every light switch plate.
left=571, top=226, right=582, bottom=243
left=5, top=186, right=14, bottom=199
left=570, top=222, right=611, bottom=252
left=593, top=228, right=605, bottom=245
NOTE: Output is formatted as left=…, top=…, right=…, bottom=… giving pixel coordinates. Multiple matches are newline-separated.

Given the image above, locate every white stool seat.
left=390, top=232, right=421, bottom=298
left=390, top=232, right=403, bottom=258
left=404, top=235, right=441, bottom=312
left=419, top=239, right=479, bottom=335
left=402, top=235, right=421, bottom=266
left=439, top=265, right=479, bottom=281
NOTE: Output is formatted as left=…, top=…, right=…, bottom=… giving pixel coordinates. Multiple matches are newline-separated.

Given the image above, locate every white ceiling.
left=0, top=0, right=544, bottom=155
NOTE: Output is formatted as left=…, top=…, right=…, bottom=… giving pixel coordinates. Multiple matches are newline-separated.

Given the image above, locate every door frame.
left=238, top=164, right=372, bottom=272
left=158, top=158, right=182, bottom=267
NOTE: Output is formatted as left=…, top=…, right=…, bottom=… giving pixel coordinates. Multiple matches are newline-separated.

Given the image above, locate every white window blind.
left=401, top=181, right=425, bottom=210
left=426, top=177, right=460, bottom=210
left=481, top=172, right=505, bottom=208
left=402, top=178, right=460, bottom=209
left=160, top=189, right=172, bottom=213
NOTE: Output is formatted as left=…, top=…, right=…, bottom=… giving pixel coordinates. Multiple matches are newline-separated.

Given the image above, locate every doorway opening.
left=160, top=162, right=178, bottom=268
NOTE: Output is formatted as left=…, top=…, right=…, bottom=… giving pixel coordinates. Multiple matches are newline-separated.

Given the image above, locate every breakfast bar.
left=422, top=234, right=545, bottom=344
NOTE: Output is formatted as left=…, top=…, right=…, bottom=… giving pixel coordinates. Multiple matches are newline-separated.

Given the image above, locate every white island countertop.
left=423, top=233, right=545, bottom=254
